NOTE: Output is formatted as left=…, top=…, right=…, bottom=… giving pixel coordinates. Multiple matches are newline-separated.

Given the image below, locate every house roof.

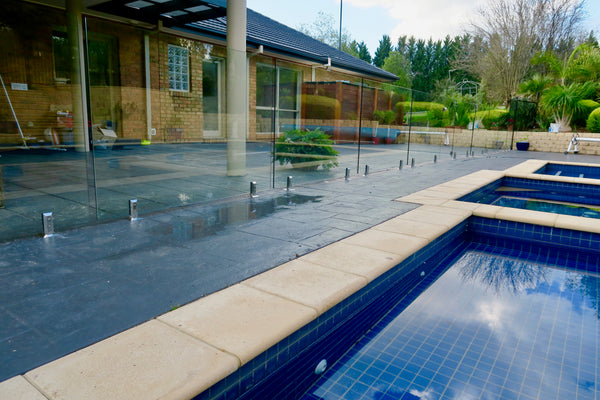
left=89, top=1, right=397, bottom=81
left=185, top=9, right=398, bottom=81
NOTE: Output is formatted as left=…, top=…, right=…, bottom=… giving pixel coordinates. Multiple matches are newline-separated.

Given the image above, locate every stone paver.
left=1, top=150, right=599, bottom=386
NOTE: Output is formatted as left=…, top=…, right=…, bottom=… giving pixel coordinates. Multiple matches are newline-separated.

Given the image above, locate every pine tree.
left=357, top=41, right=372, bottom=63
left=373, top=35, right=392, bottom=68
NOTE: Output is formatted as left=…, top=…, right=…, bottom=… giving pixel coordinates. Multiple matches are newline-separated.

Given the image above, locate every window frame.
left=168, top=44, right=190, bottom=92
left=255, top=63, right=301, bottom=135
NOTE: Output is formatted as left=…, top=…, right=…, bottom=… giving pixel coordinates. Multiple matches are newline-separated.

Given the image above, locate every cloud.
left=345, top=0, right=482, bottom=41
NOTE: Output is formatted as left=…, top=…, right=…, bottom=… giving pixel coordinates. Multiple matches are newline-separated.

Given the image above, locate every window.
left=202, top=58, right=223, bottom=136
left=52, top=31, right=71, bottom=83
left=255, top=64, right=301, bottom=134
left=168, top=44, right=189, bottom=92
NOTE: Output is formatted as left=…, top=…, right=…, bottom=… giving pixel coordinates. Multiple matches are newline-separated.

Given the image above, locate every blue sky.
left=247, top=0, right=600, bottom=57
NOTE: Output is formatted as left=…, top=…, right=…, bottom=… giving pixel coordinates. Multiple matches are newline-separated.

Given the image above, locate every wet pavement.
left=1, top=149, right=598, bottom=382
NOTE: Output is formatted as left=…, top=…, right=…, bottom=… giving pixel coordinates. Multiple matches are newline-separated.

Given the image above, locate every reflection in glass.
left=202, top=59, right=223, bottom=136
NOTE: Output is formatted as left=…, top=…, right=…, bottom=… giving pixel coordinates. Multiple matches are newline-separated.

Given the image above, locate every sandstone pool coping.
left=3, top=159, right=600, bottom=400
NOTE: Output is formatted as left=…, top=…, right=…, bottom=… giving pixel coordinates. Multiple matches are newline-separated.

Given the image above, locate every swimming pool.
left=458, top=176, right=600, bottom=218
left=198, top=216, right=600, bottom=400
left=535, top=162, right=600, bottom=179
left=301, top=234, right=599, bottom=399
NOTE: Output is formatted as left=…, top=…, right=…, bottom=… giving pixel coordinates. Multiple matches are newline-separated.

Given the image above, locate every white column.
left=226, top=0, right=247, bottom=176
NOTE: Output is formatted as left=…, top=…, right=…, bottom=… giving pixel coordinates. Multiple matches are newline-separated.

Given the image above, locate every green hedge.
left=480, top=109, right=510, bottom=129
left=407, top=114, right=430, bottom=125
left=587, top=107, right=600, bottom=133
left=398, top=101, right=446, bottom=113
left=400, top=101, right=449, bottom=126
left=573, top=99, right=600, bottom=129
left=302, top=95, right=340, bottom=120
left=373, top=110, right=396, bottom=124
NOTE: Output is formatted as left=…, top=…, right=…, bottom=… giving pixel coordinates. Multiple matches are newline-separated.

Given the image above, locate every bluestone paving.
left=1, top=150, right=599, bottom=382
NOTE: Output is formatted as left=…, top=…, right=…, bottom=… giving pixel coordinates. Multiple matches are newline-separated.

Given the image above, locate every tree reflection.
left=564, top=272, right=600, bottom=319
left=457, top=252, right=548, bottom=295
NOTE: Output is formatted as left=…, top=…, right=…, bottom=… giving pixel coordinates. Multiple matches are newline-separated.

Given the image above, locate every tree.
left=519, top=73, right=553, bottom=101
left=541, top=81, right=598, bottom=131
left=531, top=43, right=600, bottom=87
left=297, top=11, right=338, bottom=46
left=297, top=11, right=356, bottom=57
left=344, top=40, right=360, bottom=59
left=373, top=35, right=392, bottom=68
left=411, top=39, right=430, bottom=92
left=382, top=51, right=412, bottom=87
left=357, top=41, right=372, bottom=63
left=461, top=0, right=586, bottom=106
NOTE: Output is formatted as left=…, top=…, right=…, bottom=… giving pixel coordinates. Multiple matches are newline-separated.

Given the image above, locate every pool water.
left=301, top=241, right=599, bottom=400
left=491, top=196, right=600, bottom=219
left=535, top=163, right=600, bottom=179
left=458, top=177, right=600, bottom=219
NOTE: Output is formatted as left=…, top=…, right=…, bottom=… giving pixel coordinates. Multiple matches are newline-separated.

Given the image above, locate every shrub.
left=508, top=100, right=538, bottom=131
left=573, top=99, right=600, bottom=129
left=497, top=112, right=514, bottom=128
left=400, top=101, right=448, bottom=126
left=275, top=129, right=339, bottom=170
left=407, top=113, right=429, bottom=125
left=452, top=102, right=472, bottom=127
left=302, top=95, right=340, bottom=120
left=481, top=110, right=510, bottom=129
left=394, top=102, right=405, bottom=125
left=398, top=101, right=446, bottom=113
left=373, top=110, right=395, bottom=125
left=587, top=108, right=600, bottom=133
left=426, top=107, right=449, bottom=127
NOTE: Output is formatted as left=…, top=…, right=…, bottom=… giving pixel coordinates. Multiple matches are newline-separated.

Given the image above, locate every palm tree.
left=529, top=44, right=600, bottom=130
left=519, top=73, right=553, bottom=102
left=532, top=43, right=600, bottom=85
left=540, top=81, right=598, bottom=131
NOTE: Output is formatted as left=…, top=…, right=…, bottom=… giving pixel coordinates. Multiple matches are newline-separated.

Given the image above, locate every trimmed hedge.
left=480, top=109, right=510, bottom=129
left=399, top=101, right=449, bottom=126
left=573, top=99, right=600, bottom=129
left=398, top=101, right=446, bottom=113
left=302, top=95, right=340, bottom=120
left=587, top=107, right=600, bottom=133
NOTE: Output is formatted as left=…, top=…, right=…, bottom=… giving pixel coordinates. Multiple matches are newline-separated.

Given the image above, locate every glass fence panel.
left=85, top=23, right=273, bottom=222
left=355, top=82, right=408, bottom=173
left=273, top=62, right=359, bottom=187
left=403, top=88, right=452, bottom=166
left=0, top=1, right=92, bottom=241
left=0, top=2, right=543, bottom=243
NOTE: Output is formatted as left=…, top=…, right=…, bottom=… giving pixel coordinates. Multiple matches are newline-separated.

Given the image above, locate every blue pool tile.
left=221, top=220, right=600, bottom=399
left=452, top=370, right=470, bottom=384
left=500, top=387, right=519, bottom=399
left=399, top=369, right=416, bottom=382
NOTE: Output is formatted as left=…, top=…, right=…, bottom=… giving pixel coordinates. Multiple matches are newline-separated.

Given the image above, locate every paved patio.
left=0, top=141, right=491, bottom=242
left=1, top=149, right=597, bottom=382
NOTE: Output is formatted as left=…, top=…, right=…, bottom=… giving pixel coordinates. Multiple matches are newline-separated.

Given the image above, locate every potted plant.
left=275, top=128, right=339, bottom=171
left=515, top=134, right=530, bottom=151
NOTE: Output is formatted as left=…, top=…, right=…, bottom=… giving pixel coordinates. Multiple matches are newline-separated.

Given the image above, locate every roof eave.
left=176, top=25, right=398, bottom=82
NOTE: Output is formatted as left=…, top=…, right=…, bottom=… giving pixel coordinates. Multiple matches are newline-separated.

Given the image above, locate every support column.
left=226, top=0, right=247, bottom=176
left=66, top=0, right=89, bottom=152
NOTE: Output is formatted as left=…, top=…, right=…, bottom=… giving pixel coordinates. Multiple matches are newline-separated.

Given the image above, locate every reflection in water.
left=303, top=246, right=600, bottom=400
left=563, top=272, right=600, bottom=319
left=152, top=193, right=322, bottom=242
left=457, top=251, right=548, bottom=294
